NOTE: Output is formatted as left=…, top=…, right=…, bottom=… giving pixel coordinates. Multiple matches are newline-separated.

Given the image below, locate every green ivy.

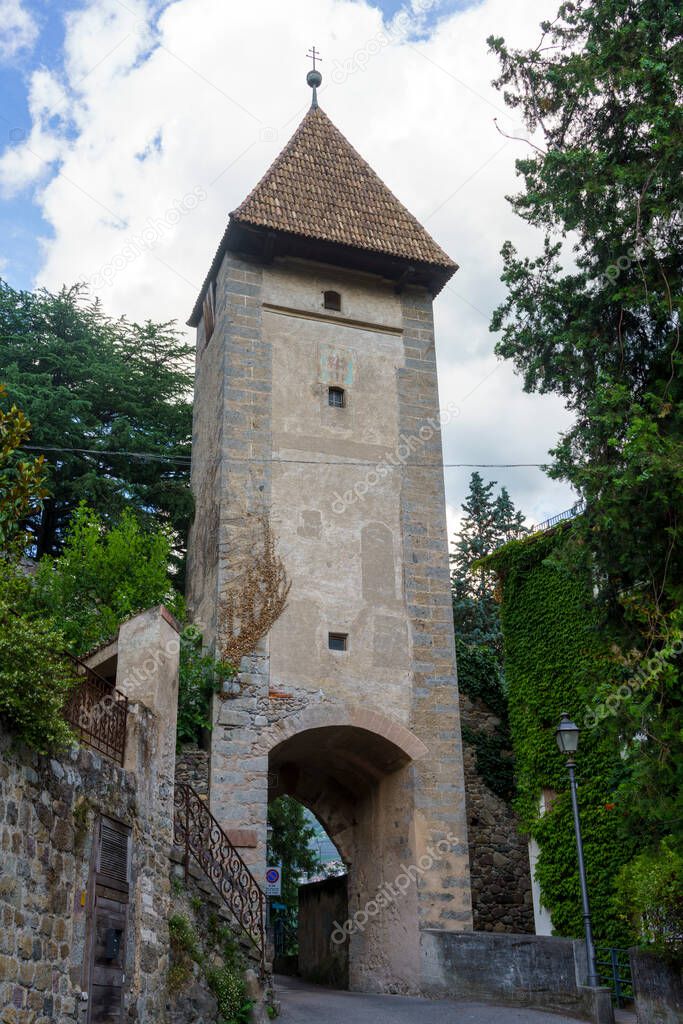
left=484, top=527, right=638, bottom=944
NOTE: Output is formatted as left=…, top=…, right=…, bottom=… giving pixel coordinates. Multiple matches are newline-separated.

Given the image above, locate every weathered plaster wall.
left=186, top=253, right=472, bottom=993
left=265, top=263, right=411, bottom=717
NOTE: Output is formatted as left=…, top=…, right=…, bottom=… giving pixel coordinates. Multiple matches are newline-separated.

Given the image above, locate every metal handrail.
left=530, top=500, right=586, bottom=536
left=173, top=781, right=266, bottom=969
left=595, top=945, right=634, bottom=1007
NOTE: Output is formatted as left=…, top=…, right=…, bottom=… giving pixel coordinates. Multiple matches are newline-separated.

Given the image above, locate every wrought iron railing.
left=595, top=945, right=634, bottom=1007
left=63, top=656, right=128, bottom=766
left=530, top=500, right=586, bottom=535
left=173, top=781, right=266, bottom=966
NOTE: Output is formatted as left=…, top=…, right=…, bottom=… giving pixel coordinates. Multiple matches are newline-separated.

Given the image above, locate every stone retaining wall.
left=175, top=746, right=210, bottom=802
left=420, top=930, right=615, bottom=1022
left=630, top=949, right=683, bottom=1024
left=0, top=716, right=172, bottom=1023
left=460, top=694, right=534, bottom=933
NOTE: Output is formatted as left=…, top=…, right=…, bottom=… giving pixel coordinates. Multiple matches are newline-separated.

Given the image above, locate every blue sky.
left=0, top=0, right=574, bottom=527
left=0, top=1, right=74, bottom=286
left=0, top=0, right=484, bottom=289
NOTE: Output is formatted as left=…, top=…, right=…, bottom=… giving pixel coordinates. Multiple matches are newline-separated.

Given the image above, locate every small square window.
left=328, top=632, right=348, bottom=652
left=323, top=290, right=341, bottom=311
left=328, top=386, right=345, bottom=408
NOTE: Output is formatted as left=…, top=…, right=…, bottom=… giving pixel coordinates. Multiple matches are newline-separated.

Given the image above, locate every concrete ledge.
left=630, top=949, right=683, bottom=1023
left=420, top=930, right=615, bottom=1022
left=579, top=985, right=615, bottom=1024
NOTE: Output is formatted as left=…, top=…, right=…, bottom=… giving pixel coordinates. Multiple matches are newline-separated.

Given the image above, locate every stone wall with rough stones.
left=460, top=695, right=534, bottom=933
left=175, top=746, right=210, bottom=802
left=0, top=606, right=181, bottom=1023
left=0, top=713, right=172, bottom=1024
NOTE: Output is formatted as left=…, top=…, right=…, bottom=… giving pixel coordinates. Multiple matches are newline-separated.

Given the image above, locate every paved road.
left=274, top=975, right=587, bottom=1023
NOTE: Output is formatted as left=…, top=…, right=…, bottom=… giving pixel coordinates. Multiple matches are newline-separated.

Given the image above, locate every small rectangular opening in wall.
left=202, top=280, right=215, bottom=347
left=328, top=386, right=345, bottom=408
left=328, top=632, right=348, bottom=652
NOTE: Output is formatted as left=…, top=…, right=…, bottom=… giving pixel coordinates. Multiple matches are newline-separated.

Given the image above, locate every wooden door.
left=89, top=897, right=126, bottom=1023
left=86, top=818, right=131, bottom=1024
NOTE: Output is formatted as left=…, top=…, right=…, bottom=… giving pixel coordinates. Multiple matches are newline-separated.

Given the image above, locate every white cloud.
left=0, top=0, right=576, bottom=530
left=0, top=0, right=38, bottom=62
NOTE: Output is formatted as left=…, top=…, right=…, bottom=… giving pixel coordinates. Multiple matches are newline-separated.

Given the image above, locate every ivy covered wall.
left=486, top=526, right=637, bottom=944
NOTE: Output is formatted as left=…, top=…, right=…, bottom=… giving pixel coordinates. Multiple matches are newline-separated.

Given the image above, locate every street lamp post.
left=555, top=713, right=600, bottom=988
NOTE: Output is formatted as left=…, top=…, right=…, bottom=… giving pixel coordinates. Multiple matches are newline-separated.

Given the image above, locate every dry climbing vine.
left=218, top=516, right=291, bottom=668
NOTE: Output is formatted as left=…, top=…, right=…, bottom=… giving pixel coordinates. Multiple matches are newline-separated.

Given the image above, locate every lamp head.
left=555, top=712, right=580, bottom=755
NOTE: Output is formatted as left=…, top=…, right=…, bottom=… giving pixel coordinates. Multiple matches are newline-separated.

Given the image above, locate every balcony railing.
left=63, top=656, right=128, bottom=766
left=530, top=500, right=586, bottom=535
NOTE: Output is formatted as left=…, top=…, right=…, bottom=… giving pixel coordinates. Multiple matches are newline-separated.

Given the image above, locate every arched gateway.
left=186, top=68, right=473, bottom=992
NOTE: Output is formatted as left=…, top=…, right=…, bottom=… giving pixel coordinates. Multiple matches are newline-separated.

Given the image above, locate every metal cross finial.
left=305, top=46, right=323, bottom=109
left=306, top=46, right=322, bottom=71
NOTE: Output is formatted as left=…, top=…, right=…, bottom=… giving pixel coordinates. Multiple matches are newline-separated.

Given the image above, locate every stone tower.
left=186, top=72, right=472, bottom=992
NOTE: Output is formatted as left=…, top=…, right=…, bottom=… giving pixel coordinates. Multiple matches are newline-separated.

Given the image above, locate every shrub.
left=0, top=584, right=77, bottom=752
left=615, top=839, right=683, bottom=962
left=33, top=504, right=182, bottom=654
left=177, top=625, right=236, bottom=745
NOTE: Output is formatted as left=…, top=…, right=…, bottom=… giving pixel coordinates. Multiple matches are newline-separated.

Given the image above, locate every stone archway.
left=263, top=706, right=427, bottom=861
left=260, top=705, right=431, bottom=992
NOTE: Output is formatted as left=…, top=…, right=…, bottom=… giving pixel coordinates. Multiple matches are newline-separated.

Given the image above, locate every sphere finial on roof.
left=306, top=46, right=322, bottom=109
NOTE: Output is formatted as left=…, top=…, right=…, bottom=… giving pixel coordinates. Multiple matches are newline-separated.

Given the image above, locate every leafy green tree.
left=451, top=473, right=526, bottom=797
left=615, top=837, right=683, bottom=961
left=267, top=796, right=321, bottom=934
left=451, top=473, right=526, bottom=647
left=32, top=503, right=182, bottom=654
left=0, top=281, right=193, bottom=568
left=488, top=0, right=682, bottom=853
left=0, top=385, right=47, bottom=555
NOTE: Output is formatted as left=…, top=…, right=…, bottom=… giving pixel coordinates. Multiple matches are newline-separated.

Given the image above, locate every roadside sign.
left=265, top=866, right=282, bottom=897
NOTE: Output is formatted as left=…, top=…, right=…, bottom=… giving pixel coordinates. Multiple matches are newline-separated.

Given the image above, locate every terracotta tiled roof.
left=232, top=106, right=455, bottom=271
left=188, top=104, right=457, bottom=324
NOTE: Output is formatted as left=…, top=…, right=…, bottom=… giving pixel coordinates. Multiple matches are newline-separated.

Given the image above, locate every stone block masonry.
left=0, top=721, right=172, bottom=1023
left=460, top=693, right=534, bottom=934
left=399, top=289, right=473, bottom=934
left=0, top=606, right=181, bottom=1023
